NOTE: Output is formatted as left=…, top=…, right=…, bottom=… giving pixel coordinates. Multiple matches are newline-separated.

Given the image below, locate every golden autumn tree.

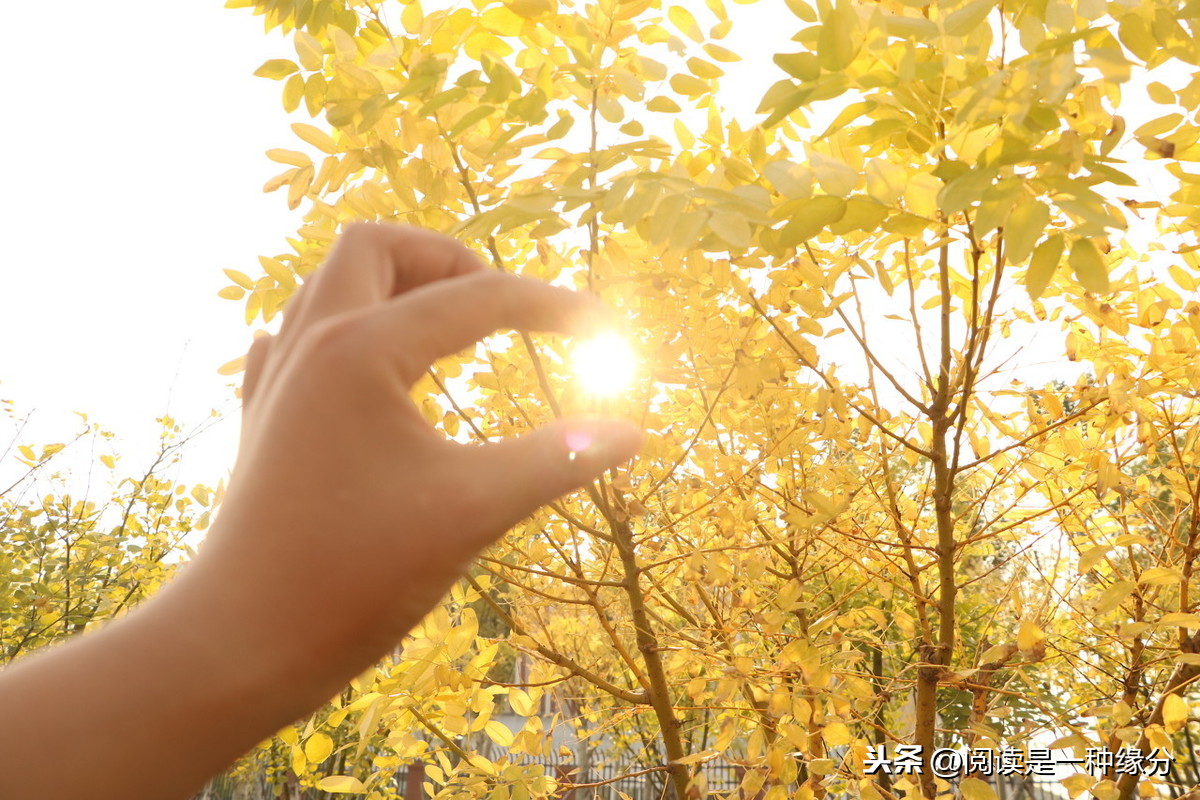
left=218, top=0, right=1200, bottom=799
left=0, top=402, right=221, bottom=667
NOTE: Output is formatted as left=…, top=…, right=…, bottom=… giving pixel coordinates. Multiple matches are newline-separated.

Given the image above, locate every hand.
left=0, top=223, right=644, bottom=800
left=209, top=222, right=643, bottom=656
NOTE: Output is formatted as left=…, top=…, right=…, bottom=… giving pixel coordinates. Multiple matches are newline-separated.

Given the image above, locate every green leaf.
left=1002, top=200, right=1049, bottom=264
left=1025, top=234, right=1063, bottom=300
left=254, top=59, right=300, bottom=80
left=1069, top=239, right=1110, bottom=294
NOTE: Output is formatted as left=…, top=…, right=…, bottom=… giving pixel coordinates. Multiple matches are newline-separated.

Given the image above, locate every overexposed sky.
left=1, top=1, right=1180, bottom=498
left=0, top=1, right=794, bottom=492
left=1, top=1, right=298, bottom=488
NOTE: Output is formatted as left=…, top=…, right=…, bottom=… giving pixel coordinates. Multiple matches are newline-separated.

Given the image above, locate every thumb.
left=467, top=417, right=644, bottom=530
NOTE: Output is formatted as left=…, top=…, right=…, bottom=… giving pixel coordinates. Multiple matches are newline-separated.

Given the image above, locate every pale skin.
left=0, top=224, right=643, bottom=799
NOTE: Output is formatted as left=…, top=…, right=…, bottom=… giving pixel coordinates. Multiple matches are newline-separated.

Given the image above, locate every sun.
left=571, top=331, right=637, bottom=398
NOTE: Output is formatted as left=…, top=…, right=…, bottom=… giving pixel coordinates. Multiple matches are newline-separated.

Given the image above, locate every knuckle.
left=340, top=220, right=384, bottom=243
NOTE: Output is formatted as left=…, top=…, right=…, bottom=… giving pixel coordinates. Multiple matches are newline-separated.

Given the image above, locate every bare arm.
left=0, top=224, right=642, bottom=799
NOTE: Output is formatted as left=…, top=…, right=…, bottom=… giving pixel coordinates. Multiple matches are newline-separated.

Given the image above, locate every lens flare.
left=571, top=332, right=636, bottom=398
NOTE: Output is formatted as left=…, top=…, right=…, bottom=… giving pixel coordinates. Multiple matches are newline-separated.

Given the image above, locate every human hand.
left=204, top=223, right=643, bottom=665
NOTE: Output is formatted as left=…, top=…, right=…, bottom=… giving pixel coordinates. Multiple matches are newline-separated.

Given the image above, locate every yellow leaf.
left=402, top=0, right=424, bottom=32
left=672, top=750, right=719, bottom=765
left=305, top=732, right=334, bottom=764
left=316, top=775, right=366, bottom=793
left=1006, top=200, right=1050, bottom=265
left=703, top=43, right=740, bottom=62
left=1069, top=238, right=1110, bottom=294
left=822, top=722, right=851, bottom=747
left=223, top=269, right=255, bottom=290
left=1061, top=774, right=1094, bottom=797
left=291, top=746, right=307, bottom=776
left=263, top=168, right=296, bottom=194
left=865, top=160, right=906, bottom=205
left=1025, top=233, right=1064, bottom=300
left=670, top=73, right=708, bottom=97
left=1093, top=580, right=1135, bottom=615
left=218, top=286, right=245, bottom=301
left=509, top=689, right=535, bottom=716
left=259, top=256, right=295, bottom=288
left=811, top=153, right=859, bottom=196
left=485, top=720, right=514, bottom=748
left=255, top=59, right=299, bottom=80
left=668, top=6, right=703, bottom=41
left=961, top=777, right=999, bottom=800
left=1140, top=567, right=1182, bottom=586
left=294, top=31, right=324, bottom=71
left=100, top=454, right=115, bottom=469
left=1017, top=619, right=1044, bottom=653
left=1163, top=693, right=1189, bottom=733
left=904, top=173, right=941, bottom=217
left=288, top=165, right=315, bottom=210
left=648, top=95, right=682, bottom=113
left=292, top=123, right=338, bottom=154
left=218, top=355, right=247, bottom=376
left=268, top=148, right=312, bottom=168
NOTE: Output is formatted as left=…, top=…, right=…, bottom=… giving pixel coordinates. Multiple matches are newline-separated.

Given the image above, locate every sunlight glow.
left=571, top=332, right=637, bottom=398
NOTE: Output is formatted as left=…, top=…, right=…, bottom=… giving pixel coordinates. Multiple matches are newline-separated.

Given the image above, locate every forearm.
left=0, top=529, right=384, bottom=800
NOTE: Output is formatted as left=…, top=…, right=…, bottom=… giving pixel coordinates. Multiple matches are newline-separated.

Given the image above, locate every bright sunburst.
left=571, top=332, right=637, bottom=398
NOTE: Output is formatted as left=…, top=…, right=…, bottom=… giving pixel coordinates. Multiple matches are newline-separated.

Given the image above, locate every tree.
left=221, top=0, right=1200, bottom=799
left=0, top=402, right=220, bottom=666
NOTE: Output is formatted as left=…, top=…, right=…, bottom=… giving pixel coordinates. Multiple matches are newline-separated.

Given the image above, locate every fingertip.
left=559, top=417, right=645, bottom=473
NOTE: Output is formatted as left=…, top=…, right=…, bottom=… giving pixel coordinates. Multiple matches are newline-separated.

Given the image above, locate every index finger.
left=280, top=224, right=488, bottom=343
left=357, top=271, right=617, bottom=387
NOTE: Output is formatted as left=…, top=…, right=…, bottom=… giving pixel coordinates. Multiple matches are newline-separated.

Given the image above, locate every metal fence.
left=194, top=760, right=1079, bottom=800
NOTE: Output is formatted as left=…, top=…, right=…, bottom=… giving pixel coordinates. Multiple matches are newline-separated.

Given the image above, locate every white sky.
left=1, top=1, right=298, bottom=488
left=0, top=1, right=795, bottom=494
left=0, top=0, right=1184, bottom=499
